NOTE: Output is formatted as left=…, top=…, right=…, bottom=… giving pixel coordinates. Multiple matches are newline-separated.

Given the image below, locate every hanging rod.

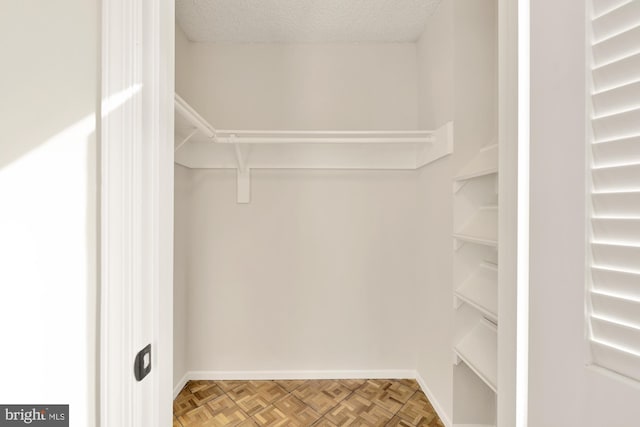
left=214, top=129, right=435, bottom=136
left=212, top=135, right=434, bottom=144
left=175, top=93, right=435, bottom=145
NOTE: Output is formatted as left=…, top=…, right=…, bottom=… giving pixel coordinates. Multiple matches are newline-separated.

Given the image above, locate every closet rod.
left=214, top=129, right=435, bottom=136
left=212, top=136, right=434, bottom=144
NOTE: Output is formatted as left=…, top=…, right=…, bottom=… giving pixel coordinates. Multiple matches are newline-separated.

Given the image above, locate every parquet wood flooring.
left=174, top=379, right=444, bottom=427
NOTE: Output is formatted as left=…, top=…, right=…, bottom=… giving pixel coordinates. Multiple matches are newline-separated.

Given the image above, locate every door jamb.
left=100, top=0, right=174, bottom=425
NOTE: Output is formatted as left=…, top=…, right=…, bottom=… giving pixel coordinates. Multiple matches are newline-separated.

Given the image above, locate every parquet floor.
left=173, top=379, right=445, bottom=427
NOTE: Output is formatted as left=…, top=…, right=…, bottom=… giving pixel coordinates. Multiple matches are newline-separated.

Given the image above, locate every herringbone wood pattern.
left=174, top=380, right=444, bottom=427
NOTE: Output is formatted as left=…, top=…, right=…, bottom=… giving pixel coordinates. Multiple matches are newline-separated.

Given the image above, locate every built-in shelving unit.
left=174, top=94, right=454, bottom=203
left=452, top=143, right=499, bottom=426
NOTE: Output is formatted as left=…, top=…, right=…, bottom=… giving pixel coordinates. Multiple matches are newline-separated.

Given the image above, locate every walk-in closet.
left=172, top=1, right=505, bottom=426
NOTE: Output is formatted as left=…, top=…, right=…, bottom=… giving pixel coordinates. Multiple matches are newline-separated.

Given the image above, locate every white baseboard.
left=173, top=372, right=190, bottom=399
left=415, top=371, right=452, bottom=427
left=175, top=368, right=452, bottom=427
left=187, top=369, right=417, bottom=381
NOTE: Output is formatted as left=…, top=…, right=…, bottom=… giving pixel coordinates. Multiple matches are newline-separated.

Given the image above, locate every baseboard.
left=187, top=369, right=417, bottom=381
left=415, top=371, right=452, bottom=427
left=173, top=372, right=190, bottom=399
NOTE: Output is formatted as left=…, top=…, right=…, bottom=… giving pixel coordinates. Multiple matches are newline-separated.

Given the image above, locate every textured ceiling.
left=176, top=0, right=442, bottom=43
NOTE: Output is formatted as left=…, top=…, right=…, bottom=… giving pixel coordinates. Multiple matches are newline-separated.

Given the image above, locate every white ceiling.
left=176, top=0, right=442, bottom=43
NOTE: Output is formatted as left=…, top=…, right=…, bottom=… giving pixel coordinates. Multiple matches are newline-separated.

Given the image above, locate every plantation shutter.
left=589, top=0, right=640, bottom=382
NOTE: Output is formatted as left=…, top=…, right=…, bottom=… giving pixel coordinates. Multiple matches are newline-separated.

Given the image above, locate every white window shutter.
left=589, top=0, right=640, bottom=382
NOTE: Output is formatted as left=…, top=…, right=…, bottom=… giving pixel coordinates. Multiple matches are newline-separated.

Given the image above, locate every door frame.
left=100, top=0, right=174, bottom=426
left=498, top=0, right=528, bottom=426
left=99, top=0, right=524, bottom=425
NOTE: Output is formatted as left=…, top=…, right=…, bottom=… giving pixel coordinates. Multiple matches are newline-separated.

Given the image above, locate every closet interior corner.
left=172, top=1, right=506, bottom=426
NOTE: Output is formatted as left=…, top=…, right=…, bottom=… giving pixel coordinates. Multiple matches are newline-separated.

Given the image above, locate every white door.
left=100, top=0, right=174, bottom=426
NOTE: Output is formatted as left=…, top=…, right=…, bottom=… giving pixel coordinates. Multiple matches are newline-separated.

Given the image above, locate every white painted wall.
left=0, top=1, right=97, bottom=426
left=175, top=37, right=418, bottom=130
left=176, top=26, right=192, bottom=98
left=529, top=0, right=640, bottom=426
left=415, top=0, right=455, bottom=422
left=173, top=165, right=191, bottom=390
left=183, top=168, right=421, bottom=372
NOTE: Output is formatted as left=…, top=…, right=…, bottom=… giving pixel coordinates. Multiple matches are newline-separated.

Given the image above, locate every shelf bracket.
left=453, top=238, right=465, bottom=251
left=453, top=351, right=462, bottom=366
left=453, top=295, right=463, bottom=309
left=232, top=135, right=251, bottom=204
left=236, top=168, right=251, bottom=204
left=453, top=180, right=467, bottom=194
left=174, top=128, right=199, bottom=153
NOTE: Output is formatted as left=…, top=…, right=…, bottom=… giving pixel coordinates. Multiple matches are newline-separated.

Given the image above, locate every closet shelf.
left=175, top=93, right=453, bottom=170
left=453, top=206, right=498, bottom=248
left=455, top=262, right=498, bottom=322
left=454, top=143, right=498, bottom=184
left=174, top=93, right=454, bottom=203
left=454, top=318, right=498, bottom=393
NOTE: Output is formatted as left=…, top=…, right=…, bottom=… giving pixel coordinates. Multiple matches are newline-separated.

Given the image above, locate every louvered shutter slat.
left=593, top=52, right=640, bottom=92
left=592, top=218, right=640, bottom=244
left=592, top=136, right=640, bottom=167
left=591, top=267, right=640, bottom=297
left=592, top=191, right=640, bottom=217
left=592, top=1, right=640, bottom=42
left=592, top=108, right=640, bottom=142
left=592, top=80, right=640, bottom=117
left=591, top=292, right=640, bottom=328
left=592, top=163, right=640, bottom=192
left=592, top=342, right=640, bottom=380
left=593, top=0, right=630, bottom=19
left=592, top=243, right=640, bottom=272
left=592, top=23, right=640, bottom=66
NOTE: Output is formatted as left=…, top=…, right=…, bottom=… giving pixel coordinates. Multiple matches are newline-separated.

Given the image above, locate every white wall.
left=529, top=0, right=640, bottom=426
left=175, top=37, right=418, bottom=130
left=176, top=26, right=192, bottom=99
left=184, top=168, right=421, bottom=372
left=415, top=0, right=455, bottom=422
left=174, top=165, right=191, bottom=389
left=0, top=1, right=97, bottom=426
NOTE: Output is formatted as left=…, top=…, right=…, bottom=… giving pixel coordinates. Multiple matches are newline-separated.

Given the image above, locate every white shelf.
left=454, top=319, right=498, bottom=393
left=174, top=93, right=453, bottom=171
left=454, top=144, right=498, bottom=182
left=453, top=206, right=498, bottom=247
left=174, top=93, right=454, bottom=203
left=455, top=262, right=498, bottom=322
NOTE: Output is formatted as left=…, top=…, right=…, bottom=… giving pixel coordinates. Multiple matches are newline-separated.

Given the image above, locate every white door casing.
left=100, top=0, right=174, bottom=426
